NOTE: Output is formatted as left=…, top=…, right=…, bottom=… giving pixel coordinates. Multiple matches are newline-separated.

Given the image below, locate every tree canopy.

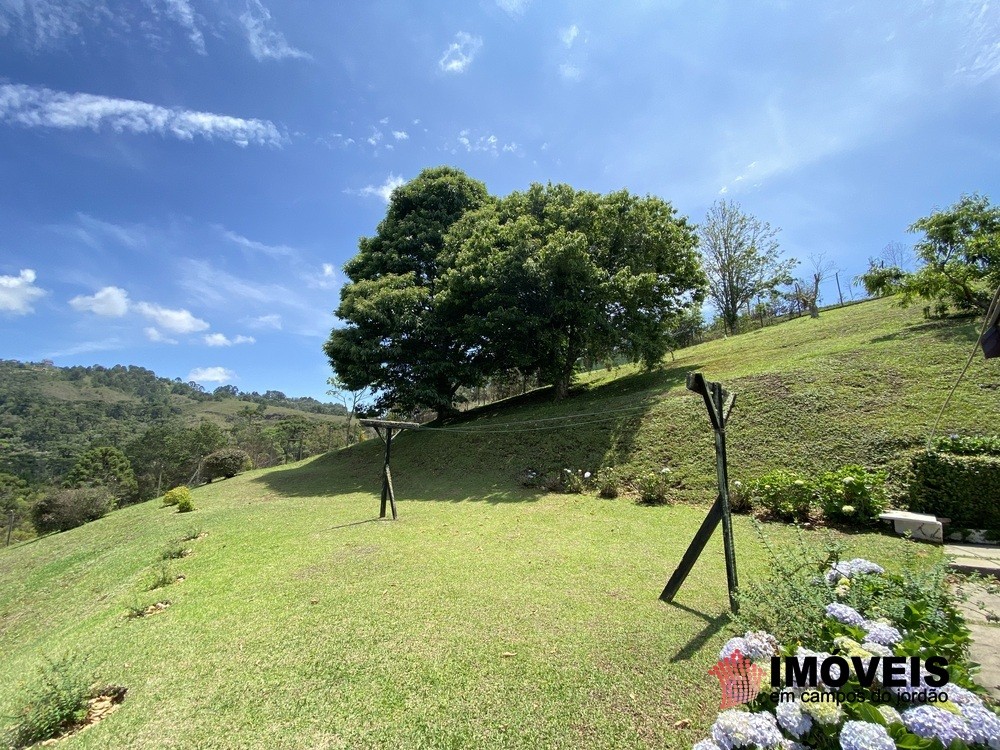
left=699, top=200, right=796, bottom=333
left=324, top=166, right=492, bottom=416
left=860, top=194, right=1000, bottom=314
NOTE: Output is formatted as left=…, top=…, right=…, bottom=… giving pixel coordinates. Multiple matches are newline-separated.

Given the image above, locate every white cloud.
left=379, top=117, right=389, bottom=125
left=0, top=83, right=286, bottom=147
left=354, top=173, right=405, bottom=202
left=188, top=366, right=236, bottom=384
left=0, top=0, right=102, bottom=49
left=135, top=301, right=209, bottom=333
left=496, top=0, right=530, bottom=16
left=439, top=32, right=482, bottom=73
left=144, top=327, right=178, bottom=344
left=392, top=130, right=408, bottom=140
left=240, top=0, right=310, bottom=61
left=322, top=263, right=335, bottom=277
left=220, top=229, right=298, bottom=258
left=203, top=332, right=255, bottom=346
left=450, top=130, right=518, bottom=156
left=160, top=0, right=205, bottom=54
left=560, top=24, right=579, bottom=47
left=559, top=63, right=582, bottom=81
left=247, top=314, right=282, bottom=330
left=0, top=268, right=46, bottom=314
left=69, top=285, right=130, bottom=316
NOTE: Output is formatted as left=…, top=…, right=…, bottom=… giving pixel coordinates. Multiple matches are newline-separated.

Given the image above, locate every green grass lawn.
left=1, top=297, right=989, bottom=748
left=0, top=460, right=936, bottom=749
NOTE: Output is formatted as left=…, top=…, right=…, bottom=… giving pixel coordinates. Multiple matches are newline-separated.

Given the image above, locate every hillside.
left=0, top=297, right=995, bottom=748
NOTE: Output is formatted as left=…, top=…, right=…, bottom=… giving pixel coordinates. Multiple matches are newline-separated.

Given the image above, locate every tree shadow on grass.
left=253, top=361, right=699, bottom=505
left=665, top=601, right=732, bottom=663
left=869, top=316, right=981, bottom=346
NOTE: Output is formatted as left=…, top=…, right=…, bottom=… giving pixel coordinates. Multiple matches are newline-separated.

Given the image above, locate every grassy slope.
left=0, top=298, right=991, bottom=749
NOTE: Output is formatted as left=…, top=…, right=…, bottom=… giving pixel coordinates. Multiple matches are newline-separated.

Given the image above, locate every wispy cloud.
left=160, top=0, right=206, bottom=54
left=0, top=268, right=47, bottom=314
left=392, top=130, right=408, bottom=140
left=188, top=366, right=236, bottom=383
left=560, top=24, right=579, bottom=48
left=496, top=0, right=530, bottom=17
left=0, top=83, right=286, bottom=147
left=69, top=285, right=129, bottom=316
left=43, top=337, right=126, bottom=359
left=240, top=0, right=310, bottom=61
left=144, top=327, right=178, bottom=344
left=955, top=1, right=1000, bottom=82
left=350, top=173, right=405, bottom=202
left=135, top=301, right=209, bottom=334
left=204, top=332, right=255, bottom=346
left=220, top=228, right=298, bottom=258
left=449, top=130, right=519, bottom=156
left=558, top=63, right=582, bottom=81
left=439, top=32, right=482, bottom=73
left=246, top=314, right=282, bottom=330
left=0, top=0, right=107, bottom=49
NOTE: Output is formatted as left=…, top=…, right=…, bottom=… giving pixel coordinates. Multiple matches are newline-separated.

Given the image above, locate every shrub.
left=148, top=563, right=174, bottom=590
left=743, top=470, right=814, bottom=522
left=632, top=468, right=674, bottom=505
left=31, top=487, right=112, bottom=534
left=815, top=465, right=888, bottom=526
left=161, top=543, right=189, bottom=560
left=932, top=434, right=1000, bottom=456
left=909, top=450, right=1000, bottom=529
left=5, top=654, right=92, bottom=748
left=176, top=495, right=194, bottom=513
left=202, top=448, right=251, bottom=482
left=561, top=469, right=590, bottom=494
left=595, top=468, right=621, bottom=499
left=161, top=485, right=190, bottom=507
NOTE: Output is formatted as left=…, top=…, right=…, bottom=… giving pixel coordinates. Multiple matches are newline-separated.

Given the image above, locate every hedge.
left=908, top=450, right=1000, bottom=529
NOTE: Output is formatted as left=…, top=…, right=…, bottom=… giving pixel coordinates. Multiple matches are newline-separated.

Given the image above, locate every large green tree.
left=325, top=166, right=491, bottom=416
left=442, top=184, right=705, bottom=398
left=65, top=446, right=138, bottom=506
left=860, top=194, right=1000, bottom=313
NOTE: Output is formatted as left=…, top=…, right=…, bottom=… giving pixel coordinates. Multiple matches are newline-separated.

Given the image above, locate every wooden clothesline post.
left=660, top=372, right=740, bottom=613
left=359, top=419, right=420, bottom=520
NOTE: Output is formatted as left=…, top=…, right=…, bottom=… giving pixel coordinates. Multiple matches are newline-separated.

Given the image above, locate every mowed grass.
left=0, top=297, right=987, bottom=748
left=0, top=463, right=930, bottom=749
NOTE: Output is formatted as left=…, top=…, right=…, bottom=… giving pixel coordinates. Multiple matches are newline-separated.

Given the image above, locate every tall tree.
left=325, top=166, right=491, bottom=417
left=860, top=194, right=1000, bottom=314
left=442, top=184, right=704, bottom=398
left=65, top=446, right=138, bottom=506
left=699, top=200, right=795, bottom=333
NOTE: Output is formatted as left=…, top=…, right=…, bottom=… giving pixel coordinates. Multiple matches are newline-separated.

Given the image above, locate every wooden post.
left=5, top=511, right=13, bottom=547
left=835, top=272, right=845, bottom=306
left=661, top=372, right=739, bottom=613
left=360, top=419, right=419, bottom=520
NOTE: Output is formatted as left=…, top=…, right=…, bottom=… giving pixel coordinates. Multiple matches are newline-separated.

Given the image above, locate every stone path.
left=946, top=543, right=1000, bottom=699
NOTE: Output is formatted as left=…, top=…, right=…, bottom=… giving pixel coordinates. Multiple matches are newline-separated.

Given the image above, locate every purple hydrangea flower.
left=902, top=705, right=975, bottom=745
left=775, top=697, right=813, bottom=738
left=961, top=704, right=1000, bottom=749
left=838, top=720, right=896, bottom=750
left=826, top=602, right=865, bottom=626
left=719, top=636, right=749, bottom=661
left=693, top=740, right=723, bottom=750
left=944, top=684, right=984, bottom=707
left=742, top=631, right=779, bottom=661
left=711, top=710, right=784, bottom=749
left=825, top=558, right=885, bottom=584
left=862, top=620, right=902, bottom=646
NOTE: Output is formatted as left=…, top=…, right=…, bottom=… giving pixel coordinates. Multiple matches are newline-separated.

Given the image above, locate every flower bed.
left=693, top=557, right=1000, bottom=749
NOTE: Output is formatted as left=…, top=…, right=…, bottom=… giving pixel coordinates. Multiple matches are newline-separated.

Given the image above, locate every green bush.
left=932, top=434, right=1000, bottom=456
left=176, top=495, right=194, bottom=513
left=632, top=468, right=673, bottom=505
left=4, top=654, right=92, bottom=748
left=202, top=448, right=251, bottom=482
left=815, top=464, right=888, bottom=526
left=594, top=468, right=621, bottom=499
left=743, top=469, right=814, bottom=522
left=31, top=487, right=113, bottom=534
left=909, top=450, right=1000, bottom=529
left=161, top=485, right=191, bottom=507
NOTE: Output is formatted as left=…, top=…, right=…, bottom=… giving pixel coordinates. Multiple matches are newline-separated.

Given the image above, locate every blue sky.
left=1, top=1, right=998, bottom=400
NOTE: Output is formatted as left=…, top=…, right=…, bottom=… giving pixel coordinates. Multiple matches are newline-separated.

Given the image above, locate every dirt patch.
left=127, top=601, right=171, bottom=619
left=40, top=686, right=127, bottom=745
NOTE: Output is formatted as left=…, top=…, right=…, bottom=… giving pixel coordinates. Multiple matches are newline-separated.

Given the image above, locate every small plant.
left=561, top=469, right=590, bottom=494
left=202, top=448, right=251, bottom=482
left=161, top=485, right=191, bottom=508
left=5, top=654, right=92, bottom=748
left=161, top=543, right=189, bottom=560
left=179, top=526, right=203, bottom=542
left=728, top=479, right=752, bottom=513
left=632, top=468, right=674, bottom=505
left=542, top=472, right=563, bottom=492
left=594, top=467, right=621, bottom=499
left=148, top=562, right=175, bottom=591
left=176, top=495, right=195, bottom=513
left=743, top=469, right=814, bottom=522
left=816, top=464, right=888, bottom=526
